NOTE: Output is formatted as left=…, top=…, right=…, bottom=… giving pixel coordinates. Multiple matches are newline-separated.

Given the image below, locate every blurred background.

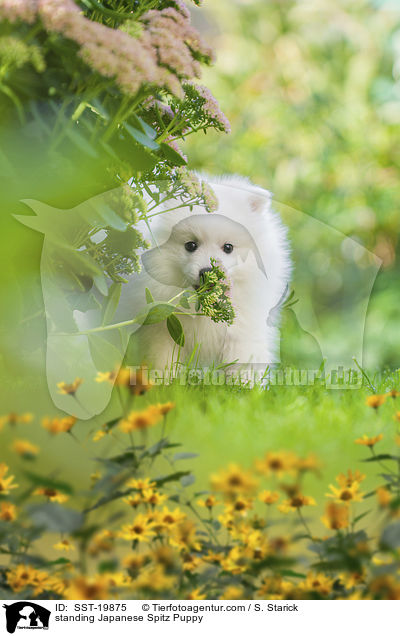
left=0, top=0, right=399, bottom=420
left=186, top=0, right=400, bottom=370
left=0, top=0, right=399, bottom=509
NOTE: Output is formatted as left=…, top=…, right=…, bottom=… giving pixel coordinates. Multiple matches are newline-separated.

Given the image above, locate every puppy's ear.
left=248, top=189, right=272, bottom=213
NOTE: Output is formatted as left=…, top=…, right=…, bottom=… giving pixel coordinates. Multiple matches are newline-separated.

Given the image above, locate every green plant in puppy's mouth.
left=196, top=258, right=235, bottom=325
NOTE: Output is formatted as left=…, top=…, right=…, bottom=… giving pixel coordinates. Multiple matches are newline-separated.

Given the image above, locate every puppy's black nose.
left=199, top=267, right=213, bottom=282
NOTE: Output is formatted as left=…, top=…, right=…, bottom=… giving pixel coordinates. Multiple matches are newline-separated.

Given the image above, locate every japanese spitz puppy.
left=116, top=176, right=291, bottom=376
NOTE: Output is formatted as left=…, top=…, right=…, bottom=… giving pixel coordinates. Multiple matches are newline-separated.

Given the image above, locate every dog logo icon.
left=3, top=602, right=50, bottom=634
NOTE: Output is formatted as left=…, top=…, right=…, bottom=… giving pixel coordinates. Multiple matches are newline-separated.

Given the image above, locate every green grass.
left=3, top=369, right=399, bottom=508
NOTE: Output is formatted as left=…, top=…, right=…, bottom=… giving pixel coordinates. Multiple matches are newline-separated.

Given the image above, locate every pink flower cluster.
left=0, top=0, right=213, bottom=99
left=186, top=81, right=231, bottom=133
left=0, top=0, right=37, bottom=24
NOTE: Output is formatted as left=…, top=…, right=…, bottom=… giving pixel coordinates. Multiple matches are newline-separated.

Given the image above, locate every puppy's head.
left=142, top=213, right=263, bottom=289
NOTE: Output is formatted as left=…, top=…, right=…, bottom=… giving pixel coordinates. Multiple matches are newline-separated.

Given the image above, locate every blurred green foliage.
left=186, top=0, right=400, bottom=370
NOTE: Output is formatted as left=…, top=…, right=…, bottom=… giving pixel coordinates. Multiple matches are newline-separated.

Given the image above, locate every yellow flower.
left=97, top=366, right=153, bottom=396
left=88, top=530, right=115, bottom=557
left=122, top=553, right=147, bottom=572
left=269, top=536, right=290, bottom=553
left=141, top=489, right=168, bottom=506
left=258, top=490, right=280, bottom=505
left=133, top=565, right=176, bottom=592
left=57, top=378, right=83, bottom=395
left=53, top=539, right=75, bottom=551
left=369, top=575, right=400, bottom=600
left=197, top=495, right=219, bottom=509
left=220, top=585, right=246, bottom=600
left=169, top=520, right=201, bottom=552
left=90, top=471, right=101, bottom=484
left=210, top=463, right=258, bottom=496
left=127, top=367, right=154, bottom=395
left=6, top=564, right=38, bottom=592
left=355, top=434, right=383, bottom=447
left=6, top=565, right=55, bottom=596
left=257, top=576, right=294, bottom=599
left=255, top=451, right=297, bottom=477
left=376, top=487, right=392, bottom=508
left=336, top=469, right=366, bottom=487
left=321, top=502, right=349, bottom=530
left=12, top=439, right=39, bottom=457
left=126, top=477, right=156, bottom=491
left=0, top=464, right=18, bottom=494
left=42, top=416, right=76, bottom=434
left=0, top=501, right=17, bottom=521
left=182, top=553, right=202, bottom=572
left=105, top=572, right=133, bottom=589
left=365, top=394, right=386, bottom=409
left=186, top=587, right=207, bottom=600
left=326, top=482, right=364, bottom=505
left=119, top=406, right=162, bottom=432
left=123, top=493, right=143, bottom=508
left=34, top=487, right=69, bottom=503
left=154, top=506, right=186, bottom=532
left=244, top=530, right=271, bottom=561
left=0, top=412, right=33, bottom=429
left=386, top=389, right=400, bottom=399
left=92, top=429, right=107, bottom=442
left=154, top=401, right=175, bottom=415
left=151, top=545, right=178, bottom=568
left=217, top=510, right=235, bottom=529
left=300, top=572, right=333, bottom=596
left=225, top=497, right=253, bottom=516
left=278, top=494, right=316, bottom=513
left=202, top=550, right=223, bottom=564
left=394, top=412, right=400, bottom=423
left=339, top=570, right=366, bottom=590
left=295, top=453, right=322, bottom=473
left=96, top=370, right=117, bottom=383
left=65, top=575, right=110, bottom=600
left=119, top=513, right=156, bottom=543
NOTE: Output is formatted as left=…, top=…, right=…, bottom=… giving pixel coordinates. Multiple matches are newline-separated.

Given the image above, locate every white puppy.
left=115, top=176, right=291, bottom=376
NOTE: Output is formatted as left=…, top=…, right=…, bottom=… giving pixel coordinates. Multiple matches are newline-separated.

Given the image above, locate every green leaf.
left=159, top=142, right=187, bottom=166
left=87, top=333, right=123, bottom=371
left=173, top=452, right=199, bottom=461
left=353, top=510, right=371, bottom=524
left=45, top=557, right=71, bottom=566
left=179, top=292, right=191, bottom=309
left=141, top=303, right=176, bottom=325
left=88, top=98, right=110, bottom=121
left=103, top=282, right=122, bottom=325
left=23, top=471, right=74, bottom=495
left=363, top=454, right=399, bottom=463
left=180, top=474, right=196, bottom=487
left=64, top=126, right=98, bottom=158
left=98, top=559, right=118, bottom=573
left=277, top=569, right=306, bottom=579
left=154, top=471, right=190, bottom=487
left=131, top=114, right=157, bottom=140
left=28, top=503, right=84, bottom=532
left=93, top=272, right=109, bottom=295
left=167, top=314, right=185, bottom=346
left=124, top=123, right=160, bottom=150
left=146, top=439, right=170, bottom=457
left=381, top=521, right=400, bottom=550
left=93, top=200, right=127, bottom=231
left=145, top=287, right=154, bottom=303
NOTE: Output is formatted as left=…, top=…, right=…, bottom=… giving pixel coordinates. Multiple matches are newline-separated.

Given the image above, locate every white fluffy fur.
left=115, top=175, right=292, bottom=373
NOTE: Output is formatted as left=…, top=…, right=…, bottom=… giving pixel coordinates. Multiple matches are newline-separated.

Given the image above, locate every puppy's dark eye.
left=223, top=243, right=234, bottom=254
left=185, top=241, right=198, bottom=253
